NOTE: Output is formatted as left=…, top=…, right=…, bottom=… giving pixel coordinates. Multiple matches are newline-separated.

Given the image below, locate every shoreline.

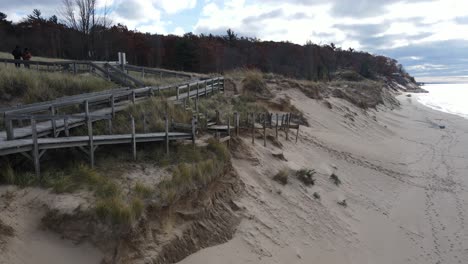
left=411, top=83, right=468, bottom=121
left=178, top=89, right=468, bottom=264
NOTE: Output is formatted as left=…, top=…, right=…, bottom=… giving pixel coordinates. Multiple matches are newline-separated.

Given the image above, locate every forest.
left=0, top=8, right=411, bottom=82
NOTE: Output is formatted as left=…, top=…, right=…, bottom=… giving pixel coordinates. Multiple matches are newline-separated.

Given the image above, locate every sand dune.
left=1, top=87, right=467, bottom=264
left=178, top=91, right=468, bottom=264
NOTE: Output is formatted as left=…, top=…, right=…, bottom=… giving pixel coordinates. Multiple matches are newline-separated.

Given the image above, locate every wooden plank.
left=31, top=118, right=40, bottom=178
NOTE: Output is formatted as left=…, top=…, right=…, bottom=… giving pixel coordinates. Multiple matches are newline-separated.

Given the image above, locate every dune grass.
left=296, top=169, right=316, bottom=186
left=157, top=139, right=230, bottom=205
left=0, top=64, right=116, bottom=105
left=127, top=70, right=187, bottom=87
left=273, top=169, right=289, bottom=185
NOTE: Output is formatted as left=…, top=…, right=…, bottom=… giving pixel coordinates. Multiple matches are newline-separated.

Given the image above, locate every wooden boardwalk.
left=0, top=132, right=192, bottom=156
left=0, top=58, right=194, bottom=87
left=0, top=76, right=223, bottom=176
left=1, top=77, right=223, bottom=141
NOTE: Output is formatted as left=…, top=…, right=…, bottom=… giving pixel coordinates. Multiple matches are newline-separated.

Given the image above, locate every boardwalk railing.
left=1, top=77, right=224, bottom=141
left=0, top=58, right=194, bottom=84
left=0, top=113, right=197, bottom=177
left=124, top=64, right=193, bottom=79
left=203, top=111, right=301, bottom=147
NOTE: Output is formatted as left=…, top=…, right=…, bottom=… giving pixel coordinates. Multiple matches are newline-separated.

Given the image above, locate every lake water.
left=416, top=83, right=468, bottom=120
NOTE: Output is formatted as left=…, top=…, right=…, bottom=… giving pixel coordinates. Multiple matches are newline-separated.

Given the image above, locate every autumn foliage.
left=0, top=10, right=409, bottom=81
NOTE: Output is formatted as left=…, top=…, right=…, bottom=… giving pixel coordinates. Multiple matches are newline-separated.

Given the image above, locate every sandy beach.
left=178, top=90, right=468, bottom=264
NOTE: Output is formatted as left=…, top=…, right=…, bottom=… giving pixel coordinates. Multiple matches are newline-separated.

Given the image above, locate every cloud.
left=242, top=9, right=284, bottom=24
left=173, top=26, right=185, bottom=36
left=455, top=16, right=468, bottom=24
left=379, top=39, right=468, bottom=76
left=154, top=0, right=197, bottom=14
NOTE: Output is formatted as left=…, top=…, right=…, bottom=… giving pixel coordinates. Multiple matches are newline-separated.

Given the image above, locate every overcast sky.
left=2, top=0, right=468, bottom=79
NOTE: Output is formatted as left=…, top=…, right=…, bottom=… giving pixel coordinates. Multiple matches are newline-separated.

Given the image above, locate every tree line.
left=0, top=6, right=411, bottom=82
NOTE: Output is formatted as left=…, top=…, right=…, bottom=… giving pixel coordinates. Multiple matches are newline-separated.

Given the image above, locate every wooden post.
left=275, top=113, right=279, bottom=140
left=142, top=113, right=147, bottom=133
left=222, top=77, right=225, bottom=91
left=50, top=105, right=57, bottom=137
left=296, top=125, right=300, bottom=143
left=5, top=116, right=13, bottom=140
left=286, top=113, right=290, bottom=140
left=64, top=117, right=70, bottom=137
left=141, top=68, right=145, bottom=78
left=149, top=87, right=154, bottom=97
left=263, top=114, right=267, bottom=147
left=87, top=115, right=94, bottom=168
left=184, top=98, right=187, bottom=110
left=215, top=110, right=220, bottom=124
left=132, top=91, right=136, bottom=104
left=227, top=115, right=231, bottom=147
left=191, top=116, right=196, bottom=145
left=251, top=113, right=255, bottom=145
left=235, top=112, right=239, bottom=136
left=73, top=62, right=77, bottom=74
left=195, top=98, right=199, bottom=115
left=204, top=80, right=208, bottom=96
left=269, top=113, right=273, bottom=128
left=31, top=118, right=40, bottom=178
left=84, top=100, right=90, bottom=117
left=131, top=116, right=136, bottom=161
left=176, top=86, right=180, bottom=100
left=165, top=114, right=169, bottom=155
left=196, top=82, right=200, bottom=100
left=105, top=117, right=112, bottom=134
left=110, top=95, right=115, bottom=117
left=187, top=84, right=191, bottom=99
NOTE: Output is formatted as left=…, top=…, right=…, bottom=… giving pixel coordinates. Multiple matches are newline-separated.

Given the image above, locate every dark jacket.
left=12, top=47, right=22, bottom=60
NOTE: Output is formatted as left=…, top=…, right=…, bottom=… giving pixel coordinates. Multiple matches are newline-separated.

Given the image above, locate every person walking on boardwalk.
left=11, top=45, right=22, bottom=68
left=22, top=48, right=32, bottom=68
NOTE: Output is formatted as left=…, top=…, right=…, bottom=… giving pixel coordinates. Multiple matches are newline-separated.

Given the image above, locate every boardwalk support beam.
left=31, top=118, right=40, bottom=178
left=131, top=116, right=136, bottom=161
